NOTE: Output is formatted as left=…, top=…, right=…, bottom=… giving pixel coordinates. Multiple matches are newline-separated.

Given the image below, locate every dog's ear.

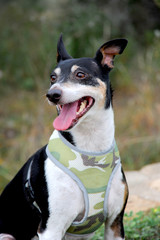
left=95, top=39, right=128, bottom=69
left=57, top=34, right=72, bottom=63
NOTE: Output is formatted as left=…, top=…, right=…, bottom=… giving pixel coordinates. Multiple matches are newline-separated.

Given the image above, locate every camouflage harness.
left=46, top=130, right=121, bottom=236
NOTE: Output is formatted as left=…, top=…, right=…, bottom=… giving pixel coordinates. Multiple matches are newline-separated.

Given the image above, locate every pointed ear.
left=95, top=39, right=128, bottom=69
left=57, top=34, right=72, bottom=63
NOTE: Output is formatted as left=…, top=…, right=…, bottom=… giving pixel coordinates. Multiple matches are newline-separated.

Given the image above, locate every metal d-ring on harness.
left=24, top=160, right=41, bottom=215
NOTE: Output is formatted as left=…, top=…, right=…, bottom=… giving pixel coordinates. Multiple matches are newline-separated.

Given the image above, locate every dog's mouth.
left=53, top=96, right=94, bottom=131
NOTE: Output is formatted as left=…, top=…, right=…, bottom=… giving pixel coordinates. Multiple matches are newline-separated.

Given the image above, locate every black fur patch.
left=60, top=131, right=75, bottom=145
left=0, top=146, right=49, bottom=239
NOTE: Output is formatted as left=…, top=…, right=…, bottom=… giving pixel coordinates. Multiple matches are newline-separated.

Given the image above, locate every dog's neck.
left=69, top=106, right=115, bottom=153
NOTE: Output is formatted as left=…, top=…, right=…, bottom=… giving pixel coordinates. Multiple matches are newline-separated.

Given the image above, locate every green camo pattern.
left=47, top=130, right=120, bottom=235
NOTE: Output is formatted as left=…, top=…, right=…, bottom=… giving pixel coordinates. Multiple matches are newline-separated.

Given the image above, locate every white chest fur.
left=39, top=158, right=84, bottom=240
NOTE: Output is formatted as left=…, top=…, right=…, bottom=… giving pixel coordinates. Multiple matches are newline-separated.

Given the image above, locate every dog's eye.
left=76, top=72, right=86, bottom=79
left=50, top=74, right=57, bottom=83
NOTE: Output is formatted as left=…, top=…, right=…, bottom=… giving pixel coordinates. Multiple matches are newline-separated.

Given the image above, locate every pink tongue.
left=53, top=101, right=79, bottom=131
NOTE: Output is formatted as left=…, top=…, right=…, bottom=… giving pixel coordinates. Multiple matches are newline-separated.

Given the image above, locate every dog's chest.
left=44, top=157, right=85, bottom=227
left=44, top=130, right=121, bottom=235
left=45, top=157, right=84, bottom=205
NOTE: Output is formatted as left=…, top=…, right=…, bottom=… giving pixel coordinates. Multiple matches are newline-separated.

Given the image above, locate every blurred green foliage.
left=0, top=0, right=160, bottom=191
left=124, top=208, right=160, bottom=239
left=154, top=0, right=160, bottom=7
left=92, top=207, right=160, bottom=239
left=0, top=0, right=160, bottom=91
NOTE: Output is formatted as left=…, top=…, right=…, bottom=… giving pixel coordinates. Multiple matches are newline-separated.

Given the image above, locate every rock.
left=125, top=162, right=160, bottom=213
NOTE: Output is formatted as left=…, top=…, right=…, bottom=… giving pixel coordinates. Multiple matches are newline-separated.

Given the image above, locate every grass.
left=92, top=207, right=160, bottom=240
left=0, top=91, right=56, bottom=192
left=124, top=208, right=160, bottom=240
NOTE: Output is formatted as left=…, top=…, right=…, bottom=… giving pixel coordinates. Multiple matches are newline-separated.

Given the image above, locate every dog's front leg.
left=104, top=166, right=128, bottom=240
left=38, top=159, right=85, bottom=240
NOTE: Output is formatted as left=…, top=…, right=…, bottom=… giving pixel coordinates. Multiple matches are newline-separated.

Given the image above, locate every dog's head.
left=47, top=35, right=127, bottom=131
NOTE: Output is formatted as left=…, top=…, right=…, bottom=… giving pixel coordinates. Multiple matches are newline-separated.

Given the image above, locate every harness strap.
left=46, top=130, right=121, bottom=235
left=24, top=160, right=41, bottom=214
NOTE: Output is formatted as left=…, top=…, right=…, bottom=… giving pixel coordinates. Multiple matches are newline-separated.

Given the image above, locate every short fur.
left=0, top=35, right=128, bottom=240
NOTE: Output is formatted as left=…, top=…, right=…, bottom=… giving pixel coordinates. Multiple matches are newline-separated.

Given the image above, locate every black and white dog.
left=0, top=36, right=128, bottom=240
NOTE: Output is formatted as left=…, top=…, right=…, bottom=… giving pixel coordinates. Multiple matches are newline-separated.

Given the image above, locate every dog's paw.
left=0, top=234, right=16, bottom=240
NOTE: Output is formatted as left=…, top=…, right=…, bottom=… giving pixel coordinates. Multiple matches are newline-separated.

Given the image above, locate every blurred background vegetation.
left=0, top=0, right=160, bottom=192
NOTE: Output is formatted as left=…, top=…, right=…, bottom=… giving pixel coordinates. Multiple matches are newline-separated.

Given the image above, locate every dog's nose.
left=46, top=89, right=62, bottom=104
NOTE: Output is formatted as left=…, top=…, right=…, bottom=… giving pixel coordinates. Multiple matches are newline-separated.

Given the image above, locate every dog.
left=0, top=35, right=129, bottom=240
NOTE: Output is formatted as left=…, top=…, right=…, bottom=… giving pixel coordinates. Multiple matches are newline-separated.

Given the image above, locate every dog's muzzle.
left=46, top=89, right=62, bottom=104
